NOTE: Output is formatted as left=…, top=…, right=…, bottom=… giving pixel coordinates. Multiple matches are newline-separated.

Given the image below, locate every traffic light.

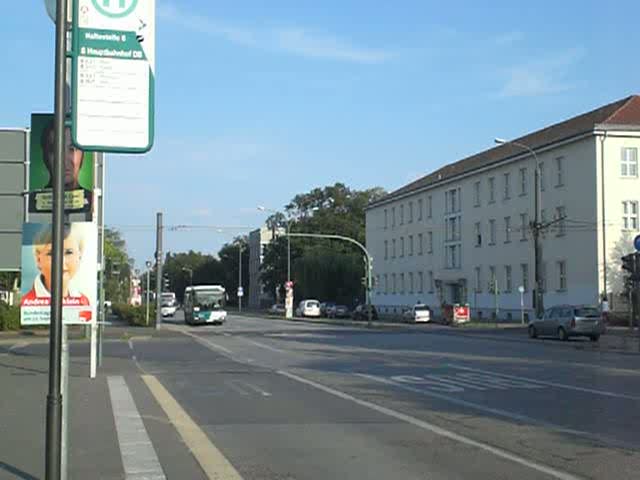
left=622, top=254, right=635, bottom=274
left=163, top=274, right=170, bottom=290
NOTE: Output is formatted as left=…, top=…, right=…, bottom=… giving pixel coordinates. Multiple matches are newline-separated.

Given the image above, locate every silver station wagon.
left=528, top=305, right=606, bottom=342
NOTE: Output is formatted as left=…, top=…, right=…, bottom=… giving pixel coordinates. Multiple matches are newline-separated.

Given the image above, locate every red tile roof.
left=371, top=95, right=640, bottom=207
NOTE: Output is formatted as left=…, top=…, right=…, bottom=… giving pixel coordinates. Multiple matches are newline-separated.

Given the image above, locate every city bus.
left=183, top=285, right=228, bottom=325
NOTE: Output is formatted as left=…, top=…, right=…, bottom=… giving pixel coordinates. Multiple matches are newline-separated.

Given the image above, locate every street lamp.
left=495, top=137, right=544, bottom=319
left=145, top=261, right=152, bottom=326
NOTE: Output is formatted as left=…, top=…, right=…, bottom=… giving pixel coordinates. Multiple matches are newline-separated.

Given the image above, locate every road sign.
left=453, top=305, right=470, bottom=323
left=71, top=0, right=155, bottom=152
left=237, top=286, right=244, bottom=297
left=635, top=234, right=640, bottom=252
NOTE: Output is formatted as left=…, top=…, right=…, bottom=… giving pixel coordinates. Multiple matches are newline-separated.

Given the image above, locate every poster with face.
left=20, top=222, right=97, bottom=326
left=29, top=113, right=94, bottom=214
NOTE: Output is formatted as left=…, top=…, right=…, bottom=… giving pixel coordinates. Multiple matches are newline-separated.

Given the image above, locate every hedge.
left=0, top=302, right=20, bottom=331
left=111, top=303, right=156, bottom=327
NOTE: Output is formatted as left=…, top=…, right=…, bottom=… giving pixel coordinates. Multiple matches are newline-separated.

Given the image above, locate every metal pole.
left=45, top=0, right=67, bottom=477
left=367, top=256, right=372, bottom=328
left=533, top=165, right=544, bottom=319
left=520, top=291, right=525, bottom=325
left=238, top=243, right=242, bottom=312
left=287, top=220, right=291, bottom=283
left=145, top=269, right=150, bottom=326
left=155, top=213, right=163, bottom=329
left=60, top=325, right=69, bottom=480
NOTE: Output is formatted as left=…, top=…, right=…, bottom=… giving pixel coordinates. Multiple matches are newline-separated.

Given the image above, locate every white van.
left=296, top=299, right=321, bottom=318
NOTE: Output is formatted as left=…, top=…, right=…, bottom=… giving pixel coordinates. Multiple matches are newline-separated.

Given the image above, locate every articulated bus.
left=183, top=285, right=228, bottom=325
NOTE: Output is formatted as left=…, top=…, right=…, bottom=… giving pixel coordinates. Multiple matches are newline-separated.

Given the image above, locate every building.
left=366, top=95, right=640, bottom=320
left=248, top=226, right=284, bottom=309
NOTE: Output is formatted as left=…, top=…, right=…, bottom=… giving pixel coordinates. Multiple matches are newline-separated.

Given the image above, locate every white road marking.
left=279, top=370, right=583, bottom=480
left=237, top=337, right=287, bottom=353
left=107, top=376, right=167, bottom=480
left=192, top=335, right=233, bottom=355
left=143, top=375, right=244, bottom=480
left=358, top=373, right=627, bottom=449
left=225, top=380, right=250, bottom=396
left=235, top=380, right=272, bottom=397
left=128, top=339, right=134, bottom=350
left=448, top=364, right=640, bottom=401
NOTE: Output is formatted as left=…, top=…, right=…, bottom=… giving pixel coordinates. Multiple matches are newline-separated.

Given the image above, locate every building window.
left=488, top=177, right=496, bottom=203
left=503, top=172, right=511, bottom=199
left=519, top=168, right=527, bottom=196
left=621, top=147, right=638, bottom=177
left=428, top=271, right=434, bottom=293
left=384, top=240, right=388, bottom=260
left=520, top=213, right=528, bottom=241
left=400, top=237, right=405, bottom=257
left=504, top=216, right=511, bottom=243
left=384, top=274, right=388, bottom=294
left=474, top=266, right=482, bottom=293
left=392, top=239, right=397, bottom=258
left=427, top=231, right=433, bottom=253
left=400, top=204, right=405, bottom=225
left=474, top=222, right=482, bottom=247
left=446, top=216, right=461, bottom=242
left=427, top=195, right=433, bottom=218
left=539, top=162, right=545, bottom=191
left=555, top=157, right=564, bottom=187
left=418, top=198, right=423, bottom=221
left=384, top=209, right=388, bottom=229
left=489, top=219, right=496, bottom=245
left=409, top=272, right=414, bottom=294
left=489, top=266, right=497, bottom=291
left=446, top=245, right=461, bottom=269
left=521, top=263, right=529, bottom=292
left=505, top=265, right=512, bottom=292
left=418, top=271, right=424, bottom=294
left=376, top=275, right=381, bottom=294
left=623, top=201, right=639, bottom=230
left=408, top=201, right=414, bottom=223
left=557, top=261, right=567, bottom=291
left=408, top=235, right=414, bottom=256
left=418, top=233, right=423, bottom=255
left=400, top=273, right=405, bottom=294
left=555, top=206, right=566, bottom=236
left=392, top=273, right=397, bottom=294
left=392, top=207, right=396, bottom=228
left=474, top=181, right=481, bottom=207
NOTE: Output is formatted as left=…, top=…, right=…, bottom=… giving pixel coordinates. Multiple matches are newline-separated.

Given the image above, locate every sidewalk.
left=0, top=331, right=207, bottom=479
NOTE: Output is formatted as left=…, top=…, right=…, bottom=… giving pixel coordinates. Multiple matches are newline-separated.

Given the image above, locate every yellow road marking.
left=142, top=375, right=244, bottom=480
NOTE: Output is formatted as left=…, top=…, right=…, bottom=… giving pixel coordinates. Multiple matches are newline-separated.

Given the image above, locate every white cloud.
left=496, top=48, right=585, bottom=98
left=158, top=2, right=393, bottom=64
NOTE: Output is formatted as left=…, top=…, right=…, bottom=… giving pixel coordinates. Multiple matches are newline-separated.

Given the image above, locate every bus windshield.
left=194, top=291, right=225, bottom=310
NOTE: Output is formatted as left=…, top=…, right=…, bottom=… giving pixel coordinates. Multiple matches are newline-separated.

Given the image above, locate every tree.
left=217, top=237, right=250, bottom=305
left=104, top=229, right=132, bottom=303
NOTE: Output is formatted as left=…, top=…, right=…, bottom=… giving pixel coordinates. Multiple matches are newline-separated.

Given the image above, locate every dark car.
left=328, top=304, right=350, bottom=318
left=320, top=302, right=336, bottom=317
left=351, top=304, right=378, bottom=321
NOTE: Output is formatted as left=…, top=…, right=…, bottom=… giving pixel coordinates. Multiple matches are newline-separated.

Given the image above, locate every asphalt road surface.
left=119, top=311, right=638, bottom=480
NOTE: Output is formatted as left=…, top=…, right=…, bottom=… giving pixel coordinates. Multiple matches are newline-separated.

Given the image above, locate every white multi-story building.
left=366, top=95, right=640, bottom=320
left=248, top=226, right=284, bottom=309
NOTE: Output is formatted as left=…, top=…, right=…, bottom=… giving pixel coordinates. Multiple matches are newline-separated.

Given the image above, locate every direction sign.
left=71, top=0, right=155, bottom=152
left=635, top=234, right=640, bottom=252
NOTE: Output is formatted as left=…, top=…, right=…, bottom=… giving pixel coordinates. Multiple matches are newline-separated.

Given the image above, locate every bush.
left=0, top=302, right=20, bottom=331
left=112, top=303, right=155, bottom=327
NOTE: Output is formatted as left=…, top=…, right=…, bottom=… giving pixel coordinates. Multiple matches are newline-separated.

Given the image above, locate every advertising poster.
left=20, top=222, right=97, bottom=325
left=29, top=113, right=94, bottom=214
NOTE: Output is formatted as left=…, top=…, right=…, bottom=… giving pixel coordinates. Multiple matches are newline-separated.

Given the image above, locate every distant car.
left=351, top=304, right=378, bottom=321
left=269, top=304, right=286, bottom=315
left=161, top=303, right=177, bottom=317
left=403, top=304, right=432, bottom=323
left=529, top=305, right=606, bottom=341
left=328, top=304, right=350, bottom=318
left=296, top=299, right=321, bottom=318
left=320, top=302, right=336, bottom=317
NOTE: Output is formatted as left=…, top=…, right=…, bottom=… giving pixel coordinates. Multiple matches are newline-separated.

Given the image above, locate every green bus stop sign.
left=92, top=0, right=138, bottom=18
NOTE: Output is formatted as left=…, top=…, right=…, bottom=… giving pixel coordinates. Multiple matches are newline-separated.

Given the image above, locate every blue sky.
left=2, top=1, right=639, bottom=266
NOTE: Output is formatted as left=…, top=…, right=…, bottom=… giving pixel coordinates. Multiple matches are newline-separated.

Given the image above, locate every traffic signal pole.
left=155, top=212, right=163, bottom=330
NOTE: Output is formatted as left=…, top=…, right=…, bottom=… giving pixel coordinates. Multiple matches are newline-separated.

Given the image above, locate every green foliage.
left=111, top=303, right=154, bottom=327
left=0, top=302, right=20, bottom=331
left=104, top=229, right=133, bottom=303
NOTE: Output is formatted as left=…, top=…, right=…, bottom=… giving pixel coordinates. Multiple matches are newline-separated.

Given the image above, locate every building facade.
left=366, top=96, right=640, bottom=320
left=248, top=226, right=283, bottom=309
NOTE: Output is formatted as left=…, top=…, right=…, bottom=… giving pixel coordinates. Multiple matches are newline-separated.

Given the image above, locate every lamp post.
left=145, top=261, right=152, bottom=326
left=495, top=137, right=544, bottom=319
left=518, top=285, right=525, bottom=325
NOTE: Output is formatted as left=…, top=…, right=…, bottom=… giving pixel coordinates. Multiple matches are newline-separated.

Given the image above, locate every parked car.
left=351, top=304, right=378, bottom=321
left=268, top=303, right=286, bottom=315
left=529, top=305, right=606, bottom=341
left=296, top=299, right=321, bottom=318
left=328, top=304, right=350, bottom=318
left=320, top=302, right=336, bottom=317
left=403, top=304, right=432, bottom=323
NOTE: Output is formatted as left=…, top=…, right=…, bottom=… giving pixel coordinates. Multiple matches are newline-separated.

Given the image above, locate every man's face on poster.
left=35, top=235, right=83, bottom=294
left=43, top=127, right=85, bottom=189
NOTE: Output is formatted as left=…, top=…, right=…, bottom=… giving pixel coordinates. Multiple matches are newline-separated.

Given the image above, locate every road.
left=3, top=312, right=639, bottom=479
left=149, top=312, right=639, bottom=479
